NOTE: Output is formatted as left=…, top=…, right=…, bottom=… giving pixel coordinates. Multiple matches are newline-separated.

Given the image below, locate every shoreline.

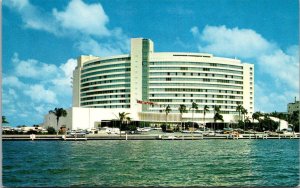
left=2, top=133, right=299, bottom=141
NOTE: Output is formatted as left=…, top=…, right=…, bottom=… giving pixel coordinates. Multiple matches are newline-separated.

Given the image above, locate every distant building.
left=287, top=97, right=299, bottom=114
left=43, top=38, right=255, bottom=130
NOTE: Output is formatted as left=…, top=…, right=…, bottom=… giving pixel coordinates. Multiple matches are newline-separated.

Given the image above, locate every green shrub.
left=47, top=127, right=56, bottom=134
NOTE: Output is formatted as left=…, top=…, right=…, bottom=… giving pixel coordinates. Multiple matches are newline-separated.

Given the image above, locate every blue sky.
left=3, top=0, right=299, bottom=126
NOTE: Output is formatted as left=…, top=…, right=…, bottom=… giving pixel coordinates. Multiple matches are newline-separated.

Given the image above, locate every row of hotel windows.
left=151, top=109, right=240, bottom=115
left=150, top=83, right=243, bottom=89
left=149, top=99, right=242, bottom=104
left=81, top=78, right=130, bottom=88
left=150, top=77, right=243, bottom=84
left=151, top=88, right=243, bottom=94
left=149, top=61, right=243, bottom=70
left=80, top=83, right=243, bottom=93
left=80, top=69, right=244, bottom=82
left=81, top=89, right=130, bottom=97
left=149, top=67, right=243, bottom=75
left=82, top=63, right=130, bottom=73
left=83, top=57, right=131, bottom=68
left=150, top=72, right=243, bottom=79
left=81, top=100, right=130, bottom=106
left=82, top=105, right=131, bottom=108
left=81, top=68, right=130, bottom=78
left=81, top=94, right=131, bottom=102
left=80, top=75, right=243, bottom=88
left=81, top=84, right=130, bottom=92
left=81, top=73, right=130, bottom=83
left=150, top=94, right=243, bottom=99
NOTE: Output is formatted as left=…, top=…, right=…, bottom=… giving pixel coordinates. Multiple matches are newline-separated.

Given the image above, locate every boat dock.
left=2, top=133, right=299, bottom=141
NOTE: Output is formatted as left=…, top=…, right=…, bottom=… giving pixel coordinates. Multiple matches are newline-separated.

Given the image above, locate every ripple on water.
left=3, top=140, right=299, bottom=187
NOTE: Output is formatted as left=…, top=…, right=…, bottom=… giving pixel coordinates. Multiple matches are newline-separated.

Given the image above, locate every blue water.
left=3, top=140, right=299, bottom=187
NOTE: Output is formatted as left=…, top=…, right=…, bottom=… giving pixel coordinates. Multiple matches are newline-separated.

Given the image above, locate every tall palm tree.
left=49, top=108, right=67, bottom=134
left=241, top=107, right=248, bottom=131
left=178, top=104, right=187, bottom=131
left=2, top=116, right=9, bottom=124
left=165, top=105, right=172, bottom=131
left=118, top=112, right=130, bottom=136
left=190, top=102, right=198, bottom=133
left=203, top=105, right=209, bottom=128
left=236, top=104, right=243, bottom=121
left=213, top=105, right=222, bottom=130
left=252, top=111, right=261, bottom=131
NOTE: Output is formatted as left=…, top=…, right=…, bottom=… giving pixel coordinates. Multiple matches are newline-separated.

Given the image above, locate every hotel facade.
left=43, top=38, right=254, bottom=130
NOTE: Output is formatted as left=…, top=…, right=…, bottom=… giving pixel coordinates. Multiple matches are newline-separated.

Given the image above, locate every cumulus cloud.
left=53, top=0, right=110, bottom=37
left=191, top=25, right=276, bottom=59
left=3, top=0, right=59, bottom=34
left=12, top=53, right=59, bottom=79
left=3, top=55, right=76, bottom=125
left=2, top=75, right=26, bottom=89
left=23, top=84, right=58, bottom=104
left=191, top=25, right=299, bottom=112
left=4, top=0, right=130, bottom=56
left=255, top=82, right=299, bottom=112
left=76, top=37, right=125, bottom=57
left=258, top=49, right=299, bottom=89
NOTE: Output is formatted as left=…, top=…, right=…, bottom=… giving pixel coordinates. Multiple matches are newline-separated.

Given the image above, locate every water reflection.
left=3, top=140, right=299, bottom=187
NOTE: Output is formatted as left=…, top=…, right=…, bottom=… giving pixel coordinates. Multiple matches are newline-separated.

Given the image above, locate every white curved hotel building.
left=44, top=38, right=254, bottom=130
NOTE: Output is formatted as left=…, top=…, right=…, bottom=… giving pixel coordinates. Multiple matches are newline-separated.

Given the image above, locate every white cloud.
left=3, top=56, right=77, bottom=125
left=191, top=25, right=276, bottom=59
left=255, top=82, right=298, bottom=113
left=258, top=49, right=299, bottom=89
left=59, top=58, right=77, bottom=79
left=8, top=88, right=18, bottom=99
left=76, top=37, right=125, bottom=57
left=3, top=75, right=25, bottom=89
left=12, top=53, right=59, bottom=79
left=3, top=0, right=59, bottom=34
left=191, top=25, right=299, bottom=112
left=4, top=0, right=130, bottom=56
left=53, top=0, right=110, bottom=37
left=23, top=84, right=58, bottom=104
left=51, top=58, right=77, bottom=95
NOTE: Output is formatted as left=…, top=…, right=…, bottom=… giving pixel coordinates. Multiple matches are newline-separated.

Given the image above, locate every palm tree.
left=203, top=105, right=209, bottom=128
left=190, top=102, right=198, bottom=133
left=236, top=104, right=243, bottom=121
left=2, top=116, right=9, bottom=124
left=213, top=105, right=222, bottom=130
left=165, top=105, right=172, bottom=131
left=118, top=112, right=130, bottom=137
left=178, top=104, right=187, bottom=131
left=252, top=111, right=262, bottom=131
left=244, top=116, right=251, bottom=131
left=241, top=107, right=248, bottom=131
left=49, top=108, right=67, bottom=134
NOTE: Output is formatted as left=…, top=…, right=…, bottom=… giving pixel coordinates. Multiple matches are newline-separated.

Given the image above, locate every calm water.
left=3, top=140, right=299, bottom=187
